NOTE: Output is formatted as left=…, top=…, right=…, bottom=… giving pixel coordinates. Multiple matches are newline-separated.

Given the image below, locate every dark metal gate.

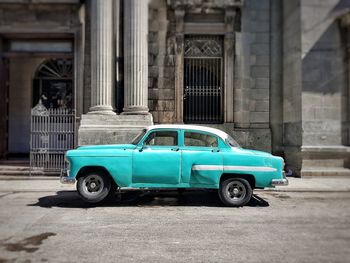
left=30, top=102, right=75, bottom=175
left=184, top=35, right=223, bottom=123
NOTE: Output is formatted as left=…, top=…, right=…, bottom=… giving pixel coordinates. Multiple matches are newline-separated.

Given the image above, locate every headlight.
left=64, top=157, right=70, bottom=170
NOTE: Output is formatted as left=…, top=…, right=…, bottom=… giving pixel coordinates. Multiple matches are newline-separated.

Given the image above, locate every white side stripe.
left=192, top=165, right=222, bottom=171
left=192, top=165, right=277, bottom=172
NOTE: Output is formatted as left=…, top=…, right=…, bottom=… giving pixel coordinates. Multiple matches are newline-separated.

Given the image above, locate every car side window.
left=184, top=131, right=218, bottom=147
left=144, top=131, right=178, bottom=146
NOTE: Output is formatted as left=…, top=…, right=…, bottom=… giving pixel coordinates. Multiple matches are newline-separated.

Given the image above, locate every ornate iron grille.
left=30, top=102, right=75, bottom=174
left=184, top=35, right=223, bottom=123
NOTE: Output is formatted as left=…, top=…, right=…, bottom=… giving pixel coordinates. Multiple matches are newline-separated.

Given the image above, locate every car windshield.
left=131, top=129, right=147, bottom=145
left=226, top=135, right=241, bottom=148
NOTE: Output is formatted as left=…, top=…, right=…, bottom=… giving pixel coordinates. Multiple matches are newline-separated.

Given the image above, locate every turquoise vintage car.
left=61, top=125, right=288, bottom=206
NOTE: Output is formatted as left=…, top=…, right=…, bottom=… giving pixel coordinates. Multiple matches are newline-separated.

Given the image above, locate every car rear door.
left=181, top=130, right=223, bottom=186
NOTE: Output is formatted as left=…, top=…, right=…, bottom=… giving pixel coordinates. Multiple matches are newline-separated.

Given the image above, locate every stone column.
left=224, top=8, right=235, bottom=123
left=123, top=0, right=149, bottom=114
left=89, top=0, right=115, bottom=115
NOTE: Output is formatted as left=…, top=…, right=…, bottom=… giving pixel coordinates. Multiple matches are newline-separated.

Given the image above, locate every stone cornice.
left=167, top=0, right=243, bottom=12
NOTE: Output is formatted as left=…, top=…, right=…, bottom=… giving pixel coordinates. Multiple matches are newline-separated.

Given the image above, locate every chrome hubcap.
left=83, top=175, right=104, bottom=195
left=226, top=181, right=246, bottom=201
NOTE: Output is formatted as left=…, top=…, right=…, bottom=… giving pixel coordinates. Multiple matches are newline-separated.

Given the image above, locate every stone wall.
left=230, top=0, right=272, bottom=152
left=146, top=0, right=273, bottom=152
left=301, top=0, right=347, bottom=146
left=0, top=3, right=80, bottom=28
left=299, top=0, right=349, bottom=175
left=270, top=0, right=283, bottom=155
left=282, top=0, right=303, bottom=174
left=83, top=0, right=91, bottom=114
left=148, top=0, right=176, bottom=124
left=244, top=0, right=271, bottom=128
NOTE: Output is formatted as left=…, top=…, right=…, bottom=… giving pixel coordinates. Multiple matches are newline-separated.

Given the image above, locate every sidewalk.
left=0, top=175, right=350, bottom=192
left=267, top=177, right=350, bottom=192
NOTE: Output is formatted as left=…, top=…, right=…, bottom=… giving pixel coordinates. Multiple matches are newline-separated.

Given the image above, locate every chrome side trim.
left=192, top=165, right=277, bottom=172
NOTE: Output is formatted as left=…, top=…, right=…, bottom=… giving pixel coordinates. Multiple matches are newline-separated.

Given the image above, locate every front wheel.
left=218, top=178, right=253, bottom=207
left=77, top=171, right=111, bottom=203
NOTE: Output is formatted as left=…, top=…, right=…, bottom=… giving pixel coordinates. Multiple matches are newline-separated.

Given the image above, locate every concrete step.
left=0, top=171, right=41, bottom=176
left=301, top=167, right=350, bottom=177
left=0, top=161, right=29, bottom=165
left=0, top=164, right=59, bottom=176
left=0, top=165, right=30, bottom=171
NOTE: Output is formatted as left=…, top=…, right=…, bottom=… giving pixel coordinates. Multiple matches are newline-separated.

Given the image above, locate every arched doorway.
left=30, top=58, right=75, bottom=173
left=33, top=58, right=73, bottom=109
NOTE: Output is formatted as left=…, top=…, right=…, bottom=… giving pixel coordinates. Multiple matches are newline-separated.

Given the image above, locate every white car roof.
left=148, top=124, right=229, bottom=141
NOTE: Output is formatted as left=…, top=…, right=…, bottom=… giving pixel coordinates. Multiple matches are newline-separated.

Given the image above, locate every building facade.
left=0, top=0, right=349, bottom=176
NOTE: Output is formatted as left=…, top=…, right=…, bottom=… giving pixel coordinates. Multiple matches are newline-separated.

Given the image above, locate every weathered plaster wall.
left=8, top=57, right=44, bottom=154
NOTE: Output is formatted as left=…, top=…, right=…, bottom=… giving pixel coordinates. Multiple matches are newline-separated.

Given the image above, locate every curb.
left=0, top=176, right=58, bottom=181
left=259, top=188, right=350, bottom=193
left=0, top=176, right=350, bottom=193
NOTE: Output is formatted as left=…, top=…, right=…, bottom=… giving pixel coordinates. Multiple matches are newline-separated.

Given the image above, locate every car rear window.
left=184, top=131, right=218, bottom=147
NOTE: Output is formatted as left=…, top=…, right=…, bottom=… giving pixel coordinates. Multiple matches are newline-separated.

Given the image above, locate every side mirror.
left=138, top=145, right=149, bottom=152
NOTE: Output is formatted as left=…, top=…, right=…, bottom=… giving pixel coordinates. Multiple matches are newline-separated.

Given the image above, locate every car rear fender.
left=220, top=173, right=256, bottom=190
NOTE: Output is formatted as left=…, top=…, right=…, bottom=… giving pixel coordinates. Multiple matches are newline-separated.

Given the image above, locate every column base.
left=78, top=113, right=153, bottom=145
left=88, top=105, right=116, bottom=115
left=122, top=106, right=150, bottom=115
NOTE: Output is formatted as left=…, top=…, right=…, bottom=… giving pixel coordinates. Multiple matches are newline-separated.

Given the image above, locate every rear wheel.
left=77, top=171, right=111, bottom=203
left=218, top=178, right=252, bottom=207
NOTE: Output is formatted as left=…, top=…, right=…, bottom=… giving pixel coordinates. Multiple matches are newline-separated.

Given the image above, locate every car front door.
left=132, top=130, right=181, bottom=185
left=181, top=130, right=223, bottom=186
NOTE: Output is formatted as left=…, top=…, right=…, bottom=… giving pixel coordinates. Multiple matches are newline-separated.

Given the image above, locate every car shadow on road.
left=28, top=190, right=269, bottom=208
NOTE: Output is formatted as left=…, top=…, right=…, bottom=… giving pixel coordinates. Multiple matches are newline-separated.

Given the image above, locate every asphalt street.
left=0, top=179, right=349, bottom=263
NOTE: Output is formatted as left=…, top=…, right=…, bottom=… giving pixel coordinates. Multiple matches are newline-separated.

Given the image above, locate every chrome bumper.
left=271, top=178, right=289, bottom=186
left=60, top=169, right=76, bottom=184
left=271, top=172, right=289, bottom=186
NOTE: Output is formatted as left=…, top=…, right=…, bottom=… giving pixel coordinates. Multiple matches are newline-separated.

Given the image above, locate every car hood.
left=232, top=147, right=272, bottom=157
left=76, top=144, right=137, bottom=150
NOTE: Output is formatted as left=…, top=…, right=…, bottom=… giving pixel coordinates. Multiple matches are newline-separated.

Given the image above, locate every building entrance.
left=0, top=37, right=74, bottom=162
